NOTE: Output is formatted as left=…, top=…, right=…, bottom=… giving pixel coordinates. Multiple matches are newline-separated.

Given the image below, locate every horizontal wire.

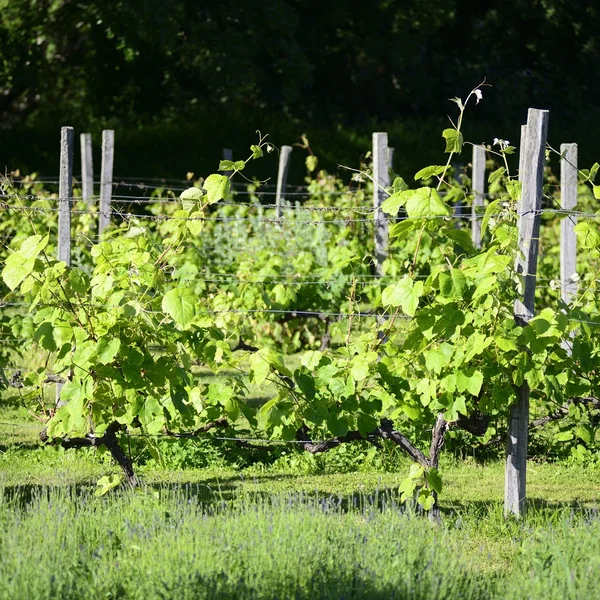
left=0, top=420, right=380, bottom=445
left=6, top=202, right=596, bottom=223
left=0, top=302, right=390, bottom=319
left=1, top=194, right=376, bottom=213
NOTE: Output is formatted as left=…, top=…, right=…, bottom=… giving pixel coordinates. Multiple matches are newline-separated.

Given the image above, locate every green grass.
left=1, top=483, right=600, bottom=599
left=2, top=404, right=600, bottom=598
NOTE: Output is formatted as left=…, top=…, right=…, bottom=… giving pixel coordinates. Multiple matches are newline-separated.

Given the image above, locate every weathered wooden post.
left=80, top=133, right=93, bottom=203
left=505, top=109, right=549, bottom=518
left=373, top=132, right=390, bottom=277
left=57, top=126, right=74, bottom=406
left=99, top=130, right=115, bottom=234
left=560, top=143, right=578, bottom=306
left=471, top=145, right=486, bottom=248
left=58, top=127, right=74, bottom=266
left=388, top=147, right=395, bottom=173
left=275, top=145, right=292, bottom=220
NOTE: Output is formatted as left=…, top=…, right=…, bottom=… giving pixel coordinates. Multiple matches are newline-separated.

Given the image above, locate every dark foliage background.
left=1, top=0, right=598, bottom=180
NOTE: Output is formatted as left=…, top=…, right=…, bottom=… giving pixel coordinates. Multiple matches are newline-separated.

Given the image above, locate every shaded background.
left=1, top=0, right=598, bottom=183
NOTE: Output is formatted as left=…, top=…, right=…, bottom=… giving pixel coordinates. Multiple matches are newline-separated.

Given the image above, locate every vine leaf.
left=203, top=174, right=231, bottom=204
left=180, top=187, right=205, bottom=210
left=456, top=369, right=483, bottom=396
left=405, top=188, right=452, bottom=218
left=442, top=128, right=463, bottom=153
left=426, top=468, right=443, bottom=494
left=96, top=337, right=121, bottom=365
left=2, top=234, right=49, bottom=290
left=162, top=288, right=197, bottom=327
left=414, top=165, right=446, bottom=181
left=381, top=278, right=424, bottom=316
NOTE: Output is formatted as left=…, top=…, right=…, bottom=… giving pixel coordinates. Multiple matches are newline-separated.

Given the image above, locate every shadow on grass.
left=0, top=439, right=44, bottom=453
left=2, top=469, right=599, bottom=523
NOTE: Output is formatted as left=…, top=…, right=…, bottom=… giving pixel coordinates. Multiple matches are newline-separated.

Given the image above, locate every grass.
left=1, top=481, right=600, bottom=599
left=2, top=404, right=600, bottom=598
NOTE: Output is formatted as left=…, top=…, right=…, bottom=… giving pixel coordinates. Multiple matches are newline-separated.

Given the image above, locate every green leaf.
left=456, top=369, right=483, bottom=396
left=95, top=474, right=123, bottom=497
left=575, top=425, right=593, bottom=444
left=575, top=222, right=600, bottom=249
left=203, top=174, right=231, bottom=204
left=250, top=351, right=270, bottom=385
left=405, top=188, right=452, bottom=218
left=162, top=288, right=197, bottom=327
left=295, top=370, right=316, bottom=400
left=403, top=404, right=422, bottom=420
left=495, top=336, right=518, bottom=352
left=301, top=350, right=323, bottom=371
left=442, top=128, right=463, bottom=153
left=381, top=190, right=412, bottom=216
left=328, top=416, right=349, bottom=437
left=438, top=269, right=467, bottom=299
left=250, top=144, right=264, bottom=159
left=261, top=348, right=292, bottom=377
left=381, top=278, right=423, bottom=316
left=34, top=322, right=58, bottom=352
left=180, top=187, right=204, bottom=202
left=391, top=176, right=409, bottom=193
left=350, top=352, right=378, bottom=381
left=389, top=219, right=419, bottom=240
left=357, top=413, right=378, bottom=437
left=419, top=490, right=436, bottom=510
left=488, top=167, right=506, bottom=185
left=61, top=378, right=88, bottom=407
left=594, top=185, right=600, bottom=200
left=414, top=165, right=446, bottom=181
left=481, top=199, right=503, bottom=237
left=442, top=228, right=476, bottom=254
left=219, top=160, right=235, bottom=172
left=399, top=476, right=416, bottom=500
left=2, top=234, right=49, bottom=290
left=426, top=468, right=443, bottom=494
left=96, top=337, right=121, bottom=365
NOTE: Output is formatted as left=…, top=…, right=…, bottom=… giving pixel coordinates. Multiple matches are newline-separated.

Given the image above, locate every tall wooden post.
left=57, top=126, right=74, bottom=407
left=58, top=127, right=74, bottom=266
left=99, top=130, right=115, bottom=234
left=80, top=133, right=93, bottom=203
left=505, top=109, right=549, bottom=518
left=373, top=132, right=390, bottom=277
left=472, top=145, right=486, bottom=248
left=275, top=145, right=292, bottom=220
left=560, top=143, right=578, bottom=306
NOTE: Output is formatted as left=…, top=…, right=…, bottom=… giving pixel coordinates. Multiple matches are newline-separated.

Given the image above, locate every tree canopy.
left=1, top=0, right=598, bottom=174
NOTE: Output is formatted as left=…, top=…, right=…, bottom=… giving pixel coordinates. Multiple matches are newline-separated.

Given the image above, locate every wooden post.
left=275, top=145, right=292, bottom=219
left=99, top=130, right=114, bottom=234
left=505, top=109, right=549, bottom=518
left=222, top=148, right=233, bottom=177
left=373, top=132, right=390, bottom=276
left=80, top=133, right=93, bottom=203
left=57, top=126, right=74, bottom=407
left=472, top=145, right=486, bottom=248
left=58, top=126, right=74, bottom=266
left=560, top=143, right=578, bottom=306
left=388, top=147, right=395, bottom=173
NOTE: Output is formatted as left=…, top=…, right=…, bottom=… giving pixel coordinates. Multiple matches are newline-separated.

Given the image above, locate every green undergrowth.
left=1, top=484, right=600, bottom=599
left=2, top=405, right=600, bottom=597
